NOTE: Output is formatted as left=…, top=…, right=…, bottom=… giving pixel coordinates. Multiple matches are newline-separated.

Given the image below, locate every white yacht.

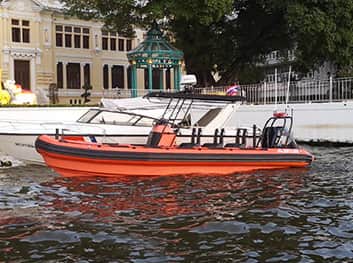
left=0, top=102, right=245, bottom=164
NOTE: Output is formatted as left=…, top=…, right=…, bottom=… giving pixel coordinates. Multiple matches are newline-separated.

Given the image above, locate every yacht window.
left=88, top=111, right=154, bottom=126
left=77, top=109, right=100, bottom=123
left=194, top=108, right=222, bottom=127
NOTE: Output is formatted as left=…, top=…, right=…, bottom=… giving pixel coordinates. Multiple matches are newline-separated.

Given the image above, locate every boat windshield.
left=77, top=109, right=100, bottom=123
left=77, top=109, right=155, bottom=127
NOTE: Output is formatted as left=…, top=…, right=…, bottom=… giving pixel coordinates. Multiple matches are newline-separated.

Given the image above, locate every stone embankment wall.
left=232, top=101, right=353, bottom=144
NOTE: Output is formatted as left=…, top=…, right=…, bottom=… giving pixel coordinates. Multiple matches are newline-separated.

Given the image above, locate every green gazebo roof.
left=127, top=22, right=184, bottom=69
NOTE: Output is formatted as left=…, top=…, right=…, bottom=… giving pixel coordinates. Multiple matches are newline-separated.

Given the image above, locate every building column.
left=9, top=56, right=14, bottom=80
left=4, top=14, right=10, bottom=44
left=80, top=62, right=85, bottom=88
left=30, top=57, right=36, bottom=91
left=34, top=18, right=41, bottom=49
left=63, top=62, right=68, bottom=89
left=87, top=62, right=92, bottom=86
left=124, top=65, right=128, bottom=89
left=108, top=64, right=112, bottom=90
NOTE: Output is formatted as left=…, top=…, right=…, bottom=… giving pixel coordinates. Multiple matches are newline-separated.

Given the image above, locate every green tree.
left=286, top=0, right=353, bottom=74
left=62, top=0, right=353, bottom=84
left=62, top=0, right=234, bottom=86
left=62, top=0, right=138, bottom=35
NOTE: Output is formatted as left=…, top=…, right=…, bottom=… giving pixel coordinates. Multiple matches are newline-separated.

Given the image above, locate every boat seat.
left=202, top=143, right=223, bottom=149
left=179, top=143, right=198, bottom=148
left=224, top=143, right=241, bottom=148
left=261, top=126, right=283, bottom=148
left=201, top=128, right=224, bottom=149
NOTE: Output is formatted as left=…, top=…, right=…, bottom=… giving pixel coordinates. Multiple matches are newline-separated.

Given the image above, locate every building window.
left=65, top=26, right=72, bottom=48
left=56, top=25, right=90, bottom=49
left=102, top=31, right=108, bottom=50
left=84, top=64, right=90, bottom=86
left=112, top=65, right=124, bottom=89
left=65, top=34, right=72, bottom=48
left=22, top=20, right=30, bottom=43
left=74, top=27, right=81, bottom=48
left=11, top=19, right=30, bottom=43
left=101, top=31, right=129, bottom=52
left=110, top=38, right=116, bottom=51
left=67, top=63, right=81, bottom=89
left=126, top=39, right=132, bottom=51
left=83, top=28, right=90, bottom=49
left=12, top=27, right=20, bottom=42
left=56, top=25, right=63, bottom=47
left=102, top=38, right=108, bottom=50
left=118, top=39, right=124, bottom=51
left=74, top=35, right=81, bottom=48
left=103, top=65, right=109, bottom=89
left=57, top=62, right=63, bottom=89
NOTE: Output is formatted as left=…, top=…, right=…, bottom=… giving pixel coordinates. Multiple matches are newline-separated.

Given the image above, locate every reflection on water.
left=0, top=146, right=353, bottom=262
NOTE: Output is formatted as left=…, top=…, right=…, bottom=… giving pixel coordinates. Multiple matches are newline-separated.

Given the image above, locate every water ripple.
left=0, top=146, right=353, bottom=261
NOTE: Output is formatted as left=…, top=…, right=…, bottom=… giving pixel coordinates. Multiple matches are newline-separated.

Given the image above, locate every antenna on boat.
left=285, top=65, right=293, bottom=113
left=285, top=65, right=292, bottom=108
left=274, top=68, right=278, bottom=110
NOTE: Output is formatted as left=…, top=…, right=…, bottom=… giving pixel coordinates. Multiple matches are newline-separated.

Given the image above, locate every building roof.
left=1, top=0, right=64, bottom=11
left=35, top=0, right=63, bottom=9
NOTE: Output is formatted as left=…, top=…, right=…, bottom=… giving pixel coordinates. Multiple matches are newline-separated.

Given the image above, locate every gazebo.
left=127, top=22, right=184, bottom=97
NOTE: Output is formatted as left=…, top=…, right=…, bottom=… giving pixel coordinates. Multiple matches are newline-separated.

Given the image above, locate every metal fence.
left=239, top=77, right=353, bottom=104
left=56, top=77, right=353, bottom=105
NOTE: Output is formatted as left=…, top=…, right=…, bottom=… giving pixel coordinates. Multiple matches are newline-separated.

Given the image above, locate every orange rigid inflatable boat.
left=35, top=91, right=313, bottom=178
left=35, top=134, right=312, bottom=177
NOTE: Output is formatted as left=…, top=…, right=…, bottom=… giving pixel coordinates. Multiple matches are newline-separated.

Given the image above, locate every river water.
left=0, top=146, right=352, bottom=262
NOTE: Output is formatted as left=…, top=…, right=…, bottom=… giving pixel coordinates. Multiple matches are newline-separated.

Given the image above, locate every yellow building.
left=0, top=0, right=152, bottom=104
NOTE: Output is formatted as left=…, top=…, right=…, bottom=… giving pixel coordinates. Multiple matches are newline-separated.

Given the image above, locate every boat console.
left=259, top=112, right=297, bottom=148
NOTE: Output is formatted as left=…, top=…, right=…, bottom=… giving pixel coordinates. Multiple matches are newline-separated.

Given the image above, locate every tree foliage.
left=286, top=0, right=353, bottom=73
left=62, top=0, right=353, bottom=84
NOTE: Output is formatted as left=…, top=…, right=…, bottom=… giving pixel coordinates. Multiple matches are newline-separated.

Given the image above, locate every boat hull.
left=0, top=134, right=43, bottom=164
left=36, top=135, right=313, bottom=177
left=0, top=133, right=148, bottom=164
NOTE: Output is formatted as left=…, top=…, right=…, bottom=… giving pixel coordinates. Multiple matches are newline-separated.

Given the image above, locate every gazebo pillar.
left=174, top=66, right=181, bottom=91
left=148, top=63, right=153, bottom=92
